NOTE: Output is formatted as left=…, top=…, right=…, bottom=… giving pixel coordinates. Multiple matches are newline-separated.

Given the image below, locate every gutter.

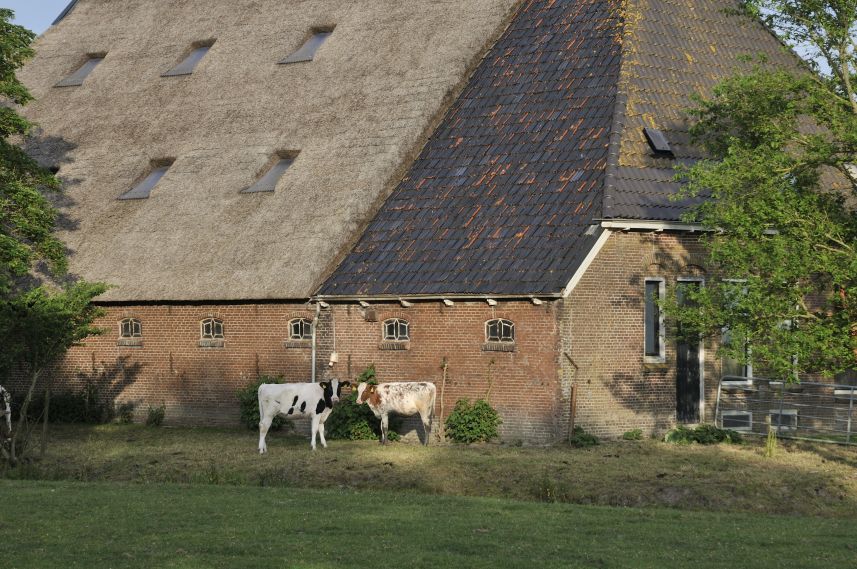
left=599, top=219, right=712, bottom=232
left=312, top=292, right=562, bottom=304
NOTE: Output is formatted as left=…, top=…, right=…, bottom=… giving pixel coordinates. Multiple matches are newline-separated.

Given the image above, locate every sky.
left=4, top=0, right=72, bottom=35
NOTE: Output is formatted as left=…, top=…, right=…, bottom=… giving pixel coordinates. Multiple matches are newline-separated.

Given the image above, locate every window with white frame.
left=644, top=278, right=665, bottom=362
left=200, top=318, right=224, bottom=339
left=289, top=318, right=313, bottom=340
left=486, top=319, right=514, bottom=343
left=721, top=327, right=752, bottom=386
left=383, top=318, right=409, bottom=342
left=721, top=410, right=753, bottom=432
left=769, top=409, right=798, bottom=432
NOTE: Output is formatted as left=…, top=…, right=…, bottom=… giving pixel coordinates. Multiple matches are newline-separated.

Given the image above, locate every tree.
left=668, top=1, right=857, bottom=381
left=0, top=11, right=107, bottom=464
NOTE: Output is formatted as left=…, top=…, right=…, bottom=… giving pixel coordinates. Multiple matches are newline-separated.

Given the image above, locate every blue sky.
left=4, top=0, right=72, bottom=35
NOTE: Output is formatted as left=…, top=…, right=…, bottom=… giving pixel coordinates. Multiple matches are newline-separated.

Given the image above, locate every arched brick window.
left=289, top=318, right=313, bottom=340
left=485, top=318, right=514, bottom=343
left=383, top=318, right=410, bottom=341
left=200, top=318, right=224, bottom=339
left=120, top=318, right=142, bottom=338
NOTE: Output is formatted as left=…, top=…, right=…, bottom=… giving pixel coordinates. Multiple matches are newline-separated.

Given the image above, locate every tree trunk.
left=10, top=366, right=42, bottom=466
left=40, top=387, right=51, bottom=458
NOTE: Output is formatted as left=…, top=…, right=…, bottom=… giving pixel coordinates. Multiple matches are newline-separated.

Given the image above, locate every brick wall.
left=562, top=230, right=720, bottom=438
left=7, top=300, right=564, bottom=443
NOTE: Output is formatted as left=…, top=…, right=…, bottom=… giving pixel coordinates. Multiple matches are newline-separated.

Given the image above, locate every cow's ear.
left=319, top=382, right=329, bottom=389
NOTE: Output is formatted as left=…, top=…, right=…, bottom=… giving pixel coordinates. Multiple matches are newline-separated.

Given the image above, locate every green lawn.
left=1, top=480, right=855, bottom=569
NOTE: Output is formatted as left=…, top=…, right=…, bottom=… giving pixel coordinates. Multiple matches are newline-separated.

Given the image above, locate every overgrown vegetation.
left=145, top=405, right=165, bottom=427
left=665, top=1, right=857, bottom=381
left=115, top=402, right=134, bottom=424
left=568, top=425, right=599, bottom=447
left=17, top=382, right=115, bottom=424
left=325, top=365, right=399, bottom=441
left=622, top=428, right=643, bottom=441
left=664, top=424, right=743, bottom=445
left=444, top=399, right=501, bottom=443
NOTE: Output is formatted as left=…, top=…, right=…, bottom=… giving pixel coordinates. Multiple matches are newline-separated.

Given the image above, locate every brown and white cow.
left=356, top=381, right=436, bottom=445
left=258, top=379, right=349, bottom=452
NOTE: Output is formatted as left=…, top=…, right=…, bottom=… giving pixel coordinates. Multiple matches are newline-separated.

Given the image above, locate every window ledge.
left=644, top=355, right=666, bottom=365
left=198, top=339, right=224, bottom=348
left=116, top=338, right=143, bottom=347
left=721, top=380, right=753, bottom=390
left=284, top=340, right=311, bottom=349
left=380, top=341, right=409, bottom=351
left=482, top=341, right=515, bottom=353
left=834, top=389, right=857, bottom=399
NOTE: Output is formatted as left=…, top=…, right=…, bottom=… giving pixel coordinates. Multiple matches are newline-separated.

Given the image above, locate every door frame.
left=676, top=277, right=705, bottom=423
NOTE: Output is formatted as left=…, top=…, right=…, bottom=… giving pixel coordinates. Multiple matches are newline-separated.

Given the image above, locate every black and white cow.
left=356, top=381, right=436, bottom=445
left=258, top=379, right=349, bottom=452
left=0, top=384, right=11, bottom=440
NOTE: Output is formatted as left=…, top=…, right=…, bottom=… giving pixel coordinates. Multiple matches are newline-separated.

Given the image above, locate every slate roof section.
left=605, top=0, right=798, bottom=221
left=320, top=0, right=624, bottom=296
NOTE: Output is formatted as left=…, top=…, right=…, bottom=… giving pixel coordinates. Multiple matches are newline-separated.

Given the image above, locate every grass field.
left=2, top=480, right=856, bottom=569
left=2, top=424, right=857, bottom=567
left=4, top=424, right=857, bottom=517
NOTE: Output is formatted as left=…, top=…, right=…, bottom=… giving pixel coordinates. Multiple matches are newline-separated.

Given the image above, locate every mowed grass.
left=2, top=480, right=856, bottom=569
left=4, top=424, right=857, bottom=517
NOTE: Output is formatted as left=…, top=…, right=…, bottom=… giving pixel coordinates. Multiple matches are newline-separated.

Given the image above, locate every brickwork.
left=562, top=230, right=720, bottom=438
left=8, top=300, right=563, bottom=443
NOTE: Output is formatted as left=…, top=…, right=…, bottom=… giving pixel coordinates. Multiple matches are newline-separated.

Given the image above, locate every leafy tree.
left=668, top=1, right=857, bottom=381
left=0, top=11, right=107, bottom=464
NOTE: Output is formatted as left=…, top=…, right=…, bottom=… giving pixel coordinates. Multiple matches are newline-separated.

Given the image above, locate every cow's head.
left=320, top=379, right=351, bottom=405
left=355, top=382, right=377, bottom=405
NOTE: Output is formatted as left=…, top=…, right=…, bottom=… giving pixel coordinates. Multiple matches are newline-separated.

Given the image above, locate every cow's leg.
left=420, top=407, right=432, bottom=446
left=318, top=420, right=328, bottom=449
left=380, top=413, right=389, bottom=445
left=310, top=414, right=321, bottom=451
left=258, top=411, right=274, bottom=454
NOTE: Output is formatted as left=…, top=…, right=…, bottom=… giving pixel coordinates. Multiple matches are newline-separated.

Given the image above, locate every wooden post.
left=568, top=383, right=578, bottom=442
left=438, top=357, right=448, bottom=442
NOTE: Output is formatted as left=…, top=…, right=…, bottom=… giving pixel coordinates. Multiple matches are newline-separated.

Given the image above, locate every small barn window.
left=279, top=27, right=334, bottom=65
left=289, top=318, right=313, bottom=340
left=769, top=409, right=798, bottom=432
left=119, top=159, right=173, bottom=200
left=120, top=318, right=142, bottom=338
left=55, top=54, right=105, bottom=87
left=241, top=152, right=298, bottom=194
left=721, top=410, right=753, bottom=432
left=162, top=41, right=215, bottom=77
left=644, top=278, right=665, bottom=363
left=383, top=318, right=409, bottom=341
left=486, top=319, right=514, bottom=342
left=117, top=317, right=143, bottom=347
left=201, top=318, right=224, bottom=339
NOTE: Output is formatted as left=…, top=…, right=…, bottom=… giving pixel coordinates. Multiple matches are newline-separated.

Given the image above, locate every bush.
left=145, top=404, right=165, bottom=427
left=237, top=375, right=290, bottom=431
left=622, top=428, right=643, bottom=441
left=116, top=401, right=135, bottom=424
left=568, top=425, right=598, bottom=447
left=13, top=382, right=113, bottom=424
left=664, top=424, right=742, bottom=445
left=444, top=399, right=501, bottom=444
left=325, top=366, right=399, bottom=441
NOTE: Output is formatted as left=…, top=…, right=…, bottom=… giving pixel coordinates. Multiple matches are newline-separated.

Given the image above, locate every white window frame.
left=200, top=318, right=224, bottom=340
left=768, top=408, right=798, bottom=432
left=720, top=327, right=753, bottom=387
left=721, top=410, right=753, bottom=432
left=382, top=318, right=410, bottom=342
left=643, top=277, right=666, bottom=363
left=288, top=318, right=313, bottom=340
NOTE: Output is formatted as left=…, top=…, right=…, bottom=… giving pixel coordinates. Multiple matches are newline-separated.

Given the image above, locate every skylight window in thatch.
left=279, top=27, right=334, bottom=65
left=119, top=159, right=173, bottom=200
left=55, top=54, right=105, bottom=87
left=162, top=40, right=215, bottom=77
left=643, top=127, right=674, bottom=157
left=241, top=151, right=299, bottom=194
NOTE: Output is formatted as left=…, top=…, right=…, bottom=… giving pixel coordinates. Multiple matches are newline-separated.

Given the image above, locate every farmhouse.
left=13, top=0, right=799, bottom=441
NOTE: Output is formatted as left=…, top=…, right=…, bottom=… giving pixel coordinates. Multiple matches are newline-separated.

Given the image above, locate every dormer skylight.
left=241, top=151, right=299, bottom=193
left=55, top=54, right=105, bottom=87
left=162, top=40, right=215, bottom=77
left=279, top=27, right=334, bottom=65
left=119, top=159, right=173, bottom=200
left=643, top=127, right=674, bottom=157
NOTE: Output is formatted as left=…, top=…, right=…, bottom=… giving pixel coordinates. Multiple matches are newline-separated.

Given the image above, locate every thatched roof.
left=19, top=0, right=519, bottom=301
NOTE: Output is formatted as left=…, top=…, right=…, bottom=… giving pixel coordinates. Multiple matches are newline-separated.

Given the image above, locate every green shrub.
left=145, top=404, right=165, bottom=427
left=326, top=366, right=400, bottom=441
left=116, top=401, right=135, bottom=424
left=622, top=428, right=643, bottom=441
left=236, top=375, right=290, bottom=431
left=13, top=382, right=113, bottom=424
left=444, top=399, right=501, bottom=444
left=664, top=424, right=742, bottom=445
left=568, top=425, right=598, bottom=447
